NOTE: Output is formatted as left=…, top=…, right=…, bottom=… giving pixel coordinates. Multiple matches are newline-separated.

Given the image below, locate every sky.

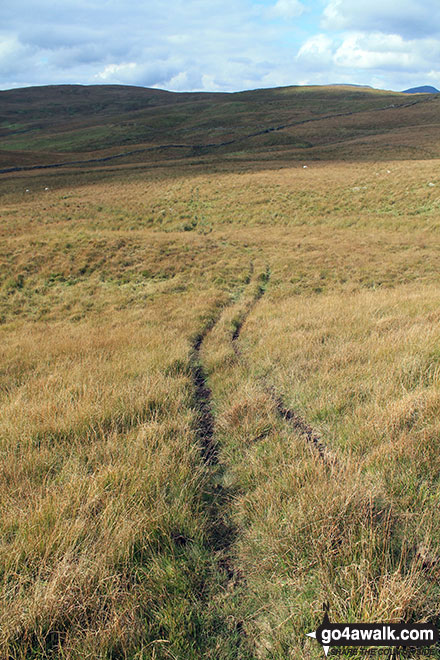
left=1, top=0, right=440, bottom=92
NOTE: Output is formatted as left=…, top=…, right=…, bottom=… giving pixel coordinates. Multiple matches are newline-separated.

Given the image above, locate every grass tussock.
left=1, top=156, right=440, bottom=658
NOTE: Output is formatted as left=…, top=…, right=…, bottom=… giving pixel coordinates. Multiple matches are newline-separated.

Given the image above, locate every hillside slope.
left=1, top=84, right=440, bottom=169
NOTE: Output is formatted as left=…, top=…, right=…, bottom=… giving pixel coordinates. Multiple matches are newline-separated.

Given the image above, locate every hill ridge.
left=0, top=83, right=439, bottom=168
left=403, top=85, right=439, bottom=94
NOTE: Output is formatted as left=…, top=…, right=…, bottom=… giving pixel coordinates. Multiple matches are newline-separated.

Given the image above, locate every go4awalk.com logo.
left=307, top=605, right=438, bottom=656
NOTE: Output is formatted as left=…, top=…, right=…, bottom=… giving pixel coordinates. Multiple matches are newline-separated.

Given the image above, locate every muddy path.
left=229, top=266, right=336, bottom=467
left=267, top=386, right=336, bottom=468
left=186, top=286, right=253, bottom=649
left=190, top=320, right=221, bottom=465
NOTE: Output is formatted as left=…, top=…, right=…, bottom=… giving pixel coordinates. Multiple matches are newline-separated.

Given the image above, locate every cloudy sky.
left=1, top=0, right=440, bottom=92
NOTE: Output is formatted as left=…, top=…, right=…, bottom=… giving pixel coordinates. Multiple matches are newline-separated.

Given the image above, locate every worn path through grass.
left=1, top=158, right=440, bottom=658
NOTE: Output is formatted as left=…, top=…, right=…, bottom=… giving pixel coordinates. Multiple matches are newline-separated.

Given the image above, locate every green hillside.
left=1, top=83, right=440, bottom=170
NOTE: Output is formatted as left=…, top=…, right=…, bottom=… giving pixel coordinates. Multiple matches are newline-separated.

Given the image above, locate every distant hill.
left=1, top=83, right=440, bottom=170
left=403, top=85, right=439, bottom=94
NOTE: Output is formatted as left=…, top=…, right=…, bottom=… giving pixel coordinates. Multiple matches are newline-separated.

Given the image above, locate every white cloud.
left=334, top=33, right=420, bottom=70
left=0, top=0, right=273, bottom=90
left=296, top=34, right=336, bottom=73
left=95, top=62, right=137, bottom=81
left=295, top=27, right=440, bottom=90
left=0, top=35, right=32, bottom=74
left=322, top=0, right=440, bottom=38
left=297, top=34, right=333, bottom=58
left=2, top=0, right=440, bottom=93
left=268, top=0, right=305, bottom=19
left=94, top=60, right=185, bottom=87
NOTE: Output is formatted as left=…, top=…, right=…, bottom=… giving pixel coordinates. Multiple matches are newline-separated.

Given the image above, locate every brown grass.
left=1, top=155, right=440, bottom=658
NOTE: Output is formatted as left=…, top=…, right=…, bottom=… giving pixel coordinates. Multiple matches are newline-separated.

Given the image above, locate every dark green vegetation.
left=1, top=83, right=440, bottom=171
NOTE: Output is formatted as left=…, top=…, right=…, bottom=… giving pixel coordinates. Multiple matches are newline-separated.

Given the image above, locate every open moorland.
left=1, top=84, right=440, bottom=659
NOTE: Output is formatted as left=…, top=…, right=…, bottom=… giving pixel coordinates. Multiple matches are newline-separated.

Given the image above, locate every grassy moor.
left=1, top=83, right=440, bottom=659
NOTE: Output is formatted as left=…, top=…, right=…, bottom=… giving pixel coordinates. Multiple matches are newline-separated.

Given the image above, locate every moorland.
left=1, top=83, right=440, bottom=659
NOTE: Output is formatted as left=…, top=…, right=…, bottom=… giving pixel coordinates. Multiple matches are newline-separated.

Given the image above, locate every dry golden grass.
left=1, top=156, right=440, bottom=658
left=222, top=281, right=440, bottom=657
left=0, top=294, right=221, bottom=657
left=201, top=274, right=440, bottom=658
